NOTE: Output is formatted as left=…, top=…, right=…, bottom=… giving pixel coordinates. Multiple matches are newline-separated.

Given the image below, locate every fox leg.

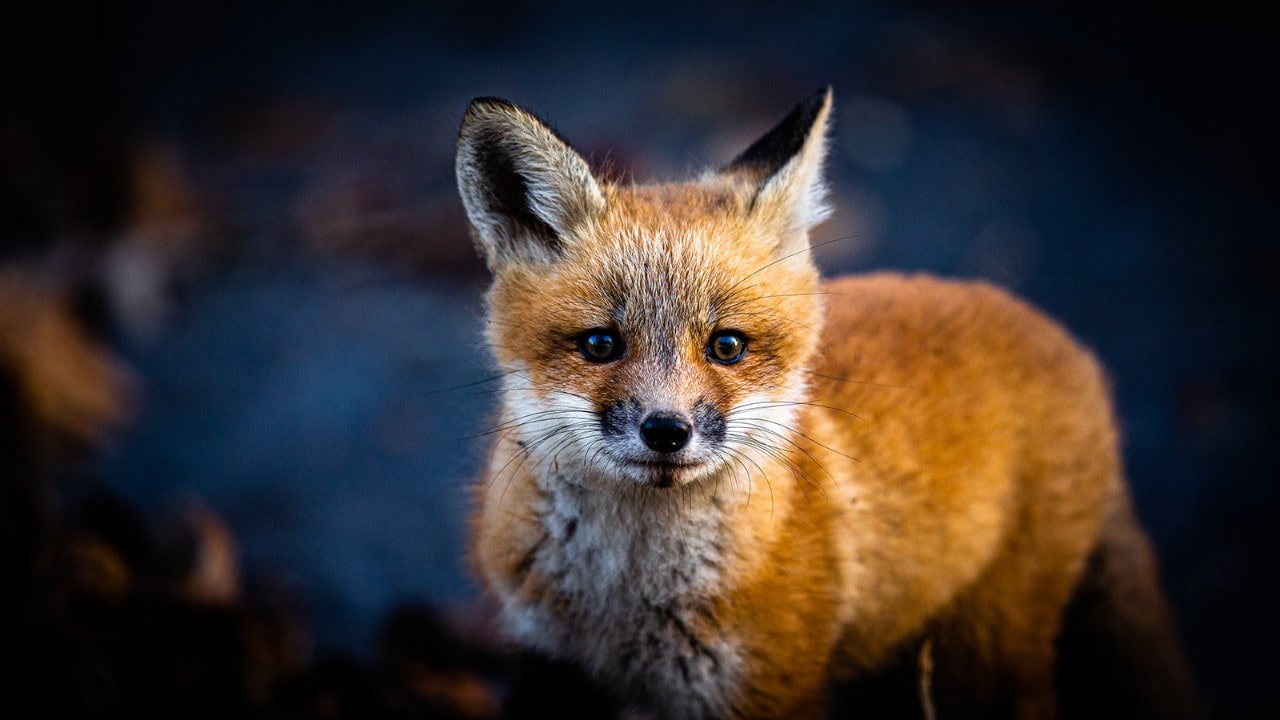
left=1055, top=501, right=1208, bottom=720
left=929, top=596, right=1065, bottom=720
left=927, top=511, right=1098, bottom=720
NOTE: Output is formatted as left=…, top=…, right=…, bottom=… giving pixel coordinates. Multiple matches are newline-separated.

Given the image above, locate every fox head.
left=457, top=88, right=833, bottom=489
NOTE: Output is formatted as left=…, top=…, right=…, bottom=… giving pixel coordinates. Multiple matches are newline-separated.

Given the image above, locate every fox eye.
left=577, top=328, right=625, bottom=363
left=707, top=330, right=747, bottom=364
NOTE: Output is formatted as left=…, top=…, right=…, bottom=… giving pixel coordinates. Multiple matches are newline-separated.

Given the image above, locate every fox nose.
left=640, top=413, right=692, bottom=453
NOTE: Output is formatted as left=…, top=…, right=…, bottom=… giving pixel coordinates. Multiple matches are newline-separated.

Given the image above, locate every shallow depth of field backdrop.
left=4, top=1, right=1273, bottom=717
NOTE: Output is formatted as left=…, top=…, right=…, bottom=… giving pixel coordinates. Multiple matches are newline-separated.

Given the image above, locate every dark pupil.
left=585, top=333, right=614, bottom=358
left=713, top=334, right=742, bottom=360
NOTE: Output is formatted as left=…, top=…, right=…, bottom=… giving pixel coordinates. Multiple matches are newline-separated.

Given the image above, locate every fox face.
left=458, top=91, right=833, bottom=490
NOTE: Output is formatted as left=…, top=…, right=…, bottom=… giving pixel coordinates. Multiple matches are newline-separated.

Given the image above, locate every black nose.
left=640, top=413, right=692, bottom=453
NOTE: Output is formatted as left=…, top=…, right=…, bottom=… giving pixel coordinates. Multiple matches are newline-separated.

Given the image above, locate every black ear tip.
left=725, top=87, right=833, bottom=175
left=469, top=96, right=513, bottom=108
left=799, top=86, right=833, bottom=116
left=464, top=96, right=517, bottom=118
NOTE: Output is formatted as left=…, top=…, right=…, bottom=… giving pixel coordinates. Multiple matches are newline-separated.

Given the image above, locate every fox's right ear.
left=720, top=87, right=833, bottom=252
left=456, top=98, right=605, bottom=268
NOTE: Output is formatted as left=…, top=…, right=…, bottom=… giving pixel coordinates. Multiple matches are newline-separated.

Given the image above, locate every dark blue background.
left=5, top=3, right=1273, bottom=716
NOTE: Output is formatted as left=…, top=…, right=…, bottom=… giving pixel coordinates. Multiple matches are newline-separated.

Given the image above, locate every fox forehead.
left=489, top=183, right=804, bottom=326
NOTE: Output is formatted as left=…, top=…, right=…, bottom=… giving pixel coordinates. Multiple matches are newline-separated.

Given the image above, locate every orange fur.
left=457, top=90, right=1198, bottom=720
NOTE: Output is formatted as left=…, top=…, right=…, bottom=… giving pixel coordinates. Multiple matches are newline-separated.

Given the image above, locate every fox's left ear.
left=721, top=87, right=833, bottom=248
left=456, top=97, right=605, bottom=269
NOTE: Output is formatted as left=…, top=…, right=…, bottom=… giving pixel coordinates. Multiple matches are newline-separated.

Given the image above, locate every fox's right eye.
left=577, top=329, right=625, bottom=363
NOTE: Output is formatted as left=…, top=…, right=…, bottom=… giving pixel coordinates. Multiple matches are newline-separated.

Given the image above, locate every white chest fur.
left=501, top=474, right=746, bottom=720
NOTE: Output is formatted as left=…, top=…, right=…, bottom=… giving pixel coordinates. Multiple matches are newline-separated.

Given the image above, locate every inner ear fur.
left=455, top=98, right=605, bottom=267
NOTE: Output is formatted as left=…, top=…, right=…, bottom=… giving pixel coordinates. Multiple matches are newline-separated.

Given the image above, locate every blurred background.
left=2, top=1, right=1273, bottom=717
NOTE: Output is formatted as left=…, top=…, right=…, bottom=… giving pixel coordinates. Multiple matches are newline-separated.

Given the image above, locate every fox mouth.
left=621, top=457, right=704, bottom=489
left=629, top=458, right=696, bottom=469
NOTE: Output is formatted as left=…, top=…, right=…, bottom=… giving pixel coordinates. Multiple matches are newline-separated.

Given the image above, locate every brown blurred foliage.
left=0, top=274, right=504, bottom=719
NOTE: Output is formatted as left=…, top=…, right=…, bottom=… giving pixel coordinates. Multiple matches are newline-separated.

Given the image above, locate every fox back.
left=456, top=90, right=1202, bottom=720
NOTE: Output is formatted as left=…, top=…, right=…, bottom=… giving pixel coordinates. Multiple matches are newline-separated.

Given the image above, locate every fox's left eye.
left=707, top=330, right=747, bottom=364
left=578, top=328, right=625, bottom=363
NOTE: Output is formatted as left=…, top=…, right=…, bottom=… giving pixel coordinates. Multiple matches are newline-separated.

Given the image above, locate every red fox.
left=456, top=88, right=1203, bottom=719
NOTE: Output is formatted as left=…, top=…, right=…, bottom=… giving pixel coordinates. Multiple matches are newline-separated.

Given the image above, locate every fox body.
left=456, top=90, right=1199, bottom=719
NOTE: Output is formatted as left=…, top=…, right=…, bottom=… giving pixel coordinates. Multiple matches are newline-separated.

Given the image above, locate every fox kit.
left=456, top=89, right=1201, bottom=719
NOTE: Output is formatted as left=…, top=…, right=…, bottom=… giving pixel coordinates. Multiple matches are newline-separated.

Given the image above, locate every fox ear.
left=456, top=98, right=605, bottom=268
left=722, top=87, right=833, bottom=247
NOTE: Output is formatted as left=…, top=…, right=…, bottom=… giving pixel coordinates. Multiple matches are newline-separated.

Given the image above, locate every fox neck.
left=504, top=437, right=753, bottom=717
